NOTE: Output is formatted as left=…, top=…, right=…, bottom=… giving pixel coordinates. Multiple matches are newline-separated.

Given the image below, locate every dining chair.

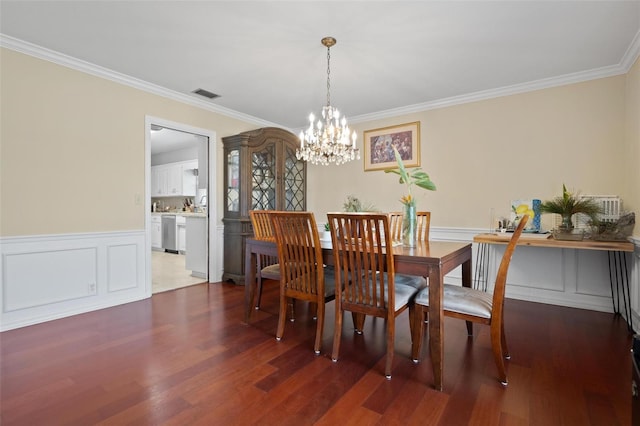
left=249, top=210, right=281, bottom=310
left=388, top=211, right=431, bottom=243
left=410, top=214, right=528, bottom=386
left=327, top=212, right=420, bottom=379
left=387, top=211, right=431, bottom=290
left=270, top=211, right=337, bottom=354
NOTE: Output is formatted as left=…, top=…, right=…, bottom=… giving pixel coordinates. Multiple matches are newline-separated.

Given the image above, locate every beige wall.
left=624, top=57, right=640, bottom=237
left=2, top=47, right=637, bottom=237
left=308, top=76, right=629, bottom=231
left=0, top=48, right=256, bottom=237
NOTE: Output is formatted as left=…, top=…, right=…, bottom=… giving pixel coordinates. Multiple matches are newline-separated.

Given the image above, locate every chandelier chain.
left=326, top=44, right=331, bottom=108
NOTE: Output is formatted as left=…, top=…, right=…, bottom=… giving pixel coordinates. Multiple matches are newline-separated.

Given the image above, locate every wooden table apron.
left=473, top=233, right=635, bottom=332
left=243, top=237, right=472, bottom=391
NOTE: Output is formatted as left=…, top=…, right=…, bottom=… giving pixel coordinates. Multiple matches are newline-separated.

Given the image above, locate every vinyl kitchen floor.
left=152, top=250, right=205, bottom=294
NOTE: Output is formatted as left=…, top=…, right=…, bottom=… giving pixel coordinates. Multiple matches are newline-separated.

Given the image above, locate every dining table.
left=243, top=236, right=473, bottom=391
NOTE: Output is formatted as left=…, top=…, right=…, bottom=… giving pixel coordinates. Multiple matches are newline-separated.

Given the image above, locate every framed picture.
left=363, top=121, right=420, bottom=171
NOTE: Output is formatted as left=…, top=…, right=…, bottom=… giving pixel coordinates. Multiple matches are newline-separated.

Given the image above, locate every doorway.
left=145, top=116, right=217, bottom=296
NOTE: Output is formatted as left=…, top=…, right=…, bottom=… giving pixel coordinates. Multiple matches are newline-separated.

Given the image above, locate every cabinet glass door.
left=284, top=145, right=305, bottom=211
left=251, top=145, right=276, bottom=210
left=227, top=149, right=240, bottom=212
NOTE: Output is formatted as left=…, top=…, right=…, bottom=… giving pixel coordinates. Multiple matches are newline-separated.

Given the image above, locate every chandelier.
left=297, top=37, right=360, bottom=166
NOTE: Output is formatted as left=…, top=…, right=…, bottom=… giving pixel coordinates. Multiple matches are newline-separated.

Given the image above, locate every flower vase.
left=560, top=214, right=574, bottom=232
left=403, top=203, right=417, bottom=247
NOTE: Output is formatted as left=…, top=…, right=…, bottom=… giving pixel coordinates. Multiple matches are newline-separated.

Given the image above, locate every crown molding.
left=3, top=31, right=638, bottom=130
left=0, top=34, right=280, bottom=129
left=621, top=29, right=640, bottom=72
left=351, top=29, right=640, bottom=124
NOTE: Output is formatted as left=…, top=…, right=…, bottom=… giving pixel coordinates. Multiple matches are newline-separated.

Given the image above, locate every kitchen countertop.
left=152, top=211, right=207, bottom=218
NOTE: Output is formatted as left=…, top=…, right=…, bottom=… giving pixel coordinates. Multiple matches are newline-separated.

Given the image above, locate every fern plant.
left=539, top=184, right=602, bottom=230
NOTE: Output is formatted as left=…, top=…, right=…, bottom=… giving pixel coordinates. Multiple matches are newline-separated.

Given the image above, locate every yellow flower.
left=400, top=194, right=414, bottom=206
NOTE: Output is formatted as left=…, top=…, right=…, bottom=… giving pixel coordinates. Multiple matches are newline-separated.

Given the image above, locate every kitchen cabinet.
left=151, top=160, right=198, bottom=197
left=185, top=216, right=207, bottom=278
left=151, top=167, right=167, bottom=196
left=177, top=215, right=186, bottom=253
left=151, top=215, right=162, bottom=249
left=181, top=160, right=198, bottom=197
left=166, top=165, right=182, bottom=195
left=222, top=127, right=306, bottom=284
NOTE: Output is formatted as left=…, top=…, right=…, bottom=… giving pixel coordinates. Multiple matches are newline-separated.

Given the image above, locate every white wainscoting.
left=3, top=226, right=637, bottom=332
left=1, top=231, right=147, bottom=331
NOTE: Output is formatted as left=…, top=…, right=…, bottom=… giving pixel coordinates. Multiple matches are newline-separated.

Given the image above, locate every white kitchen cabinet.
left=151, top=160, right=198, bottom=197
left=151, top=215, right=162, bottom=249
left=151, top=167, right=164, bottom=196
left=181, top=160, right=198, bottom=197
left=167, top=165, right=182, bottom=195
left=177, top=215, right=186, bottom=253
left=185, top=216, right=207, bottom=278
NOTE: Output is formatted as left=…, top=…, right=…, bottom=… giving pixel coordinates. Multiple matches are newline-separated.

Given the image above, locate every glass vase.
left=403, top=203, right=417, bottom=247
left=560, top=214, right=574, bottom=231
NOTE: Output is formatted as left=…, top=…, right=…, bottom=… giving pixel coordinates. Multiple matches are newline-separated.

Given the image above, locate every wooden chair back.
left=328, top=212, right=395, bottom=317
left=388, top=211, right=431, bottom=242
left=270, top=211, right=335, bottom=353
left=249, top=210, right=279, bottom=269
left=388, top=212, right=403, bottom=241
left=270, top=211, right=326, bottom=301
left=489, top=215, right=528, bottom=328
left=249, top=210, right=280, bottom=310
left=249, top=210, right=274, bottom=238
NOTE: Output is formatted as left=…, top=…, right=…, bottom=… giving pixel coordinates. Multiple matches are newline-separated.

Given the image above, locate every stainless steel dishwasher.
left=161, top=215, right=178, bottom=253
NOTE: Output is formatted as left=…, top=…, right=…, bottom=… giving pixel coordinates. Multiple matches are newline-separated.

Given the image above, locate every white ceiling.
left=1, top=1, right=639, bottom=133
left=150, top=126, right=204, bottom=154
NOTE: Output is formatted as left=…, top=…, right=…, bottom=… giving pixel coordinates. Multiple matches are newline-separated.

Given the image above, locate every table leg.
left=428, top=265, right=444, bottom=391
left=244, top=243, right=257, bottom=324
left=473, top=242, right=489, bottom=291
left=608, top=250, right=633, bottom=333
left=462, top=256, right=473, bottom=335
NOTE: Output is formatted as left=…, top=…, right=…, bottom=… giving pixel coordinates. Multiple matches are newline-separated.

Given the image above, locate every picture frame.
left=363, top=121, right=420, bottom=171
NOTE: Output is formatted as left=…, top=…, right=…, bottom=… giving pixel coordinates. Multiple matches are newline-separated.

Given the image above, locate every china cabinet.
left=222, top=127, right=306, bottom=283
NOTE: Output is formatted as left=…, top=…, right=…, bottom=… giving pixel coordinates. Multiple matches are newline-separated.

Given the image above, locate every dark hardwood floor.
left=1, top=281, right=633, bottom=425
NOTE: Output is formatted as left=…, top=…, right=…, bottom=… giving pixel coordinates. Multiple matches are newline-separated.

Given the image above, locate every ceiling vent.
left=192, top=88, right=220, bottom=99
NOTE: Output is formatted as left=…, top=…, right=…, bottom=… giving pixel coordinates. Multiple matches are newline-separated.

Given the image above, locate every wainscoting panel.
left=1, top=231, right=147, bottom=331
left=3, top=247, right=98, bottom=312
left=107, top=243, right=139, bottom=293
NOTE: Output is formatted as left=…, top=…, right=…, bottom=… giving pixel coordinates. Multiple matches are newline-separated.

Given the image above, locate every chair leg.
left=332, top=301, right=343, bottom=363
left=314, top=301, right=324, bottom=354
left=411, top=305, right=425, bottom=362
left=255, top=275, right=263, bottom=309
left=490, top=323, right=508, bottom=386
left=352, top=312, right=365, bottom=334
left=501, top=320, right=510, bottom=360
left=276, top=294, right=288, bottom=342
left=384, top=317, right=395, bottom=379
left=289, top=299, right=295, bottom=322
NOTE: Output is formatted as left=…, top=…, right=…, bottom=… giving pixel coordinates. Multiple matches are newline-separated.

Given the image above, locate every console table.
left=473, top=233, right=635, bottom=332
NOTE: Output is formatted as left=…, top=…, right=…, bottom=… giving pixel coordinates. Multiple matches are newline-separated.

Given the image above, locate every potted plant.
left=342, top=195, right=377, bottom=212
left=539, top=184, right=602, bottom=233
left=322, top=222, right=331, bottom=240
left=384, top=146, right=436, bottom=246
